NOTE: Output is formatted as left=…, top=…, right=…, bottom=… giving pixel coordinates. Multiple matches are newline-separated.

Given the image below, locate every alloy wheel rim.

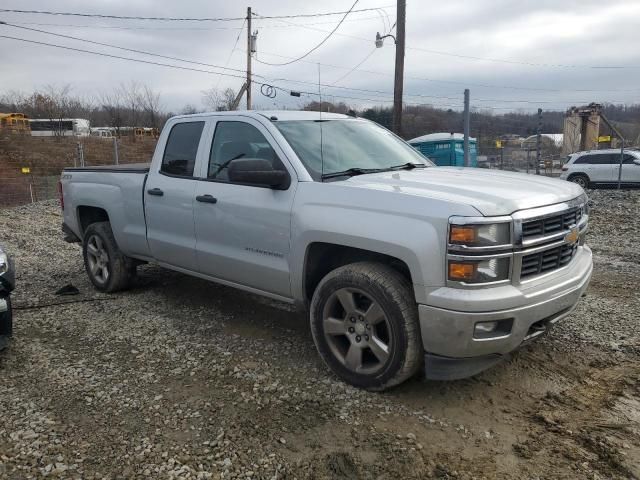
left=86, top=235, right=110, bottom=284
left=322, top=287, right=393, bottom=375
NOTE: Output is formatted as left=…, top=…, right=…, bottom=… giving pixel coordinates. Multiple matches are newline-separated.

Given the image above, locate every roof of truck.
left=170, top=110, right=352, bottom=122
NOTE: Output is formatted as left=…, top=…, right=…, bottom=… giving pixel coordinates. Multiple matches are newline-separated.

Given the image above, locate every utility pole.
left=535, top=108, right=542, bottom=175
left=246, top=7, right=252, bottom=110
left=392, top=0, right=406, bottom=136
left=463, top=89, right=470, bottom=167
left=600, top=112, right=626, bottom=189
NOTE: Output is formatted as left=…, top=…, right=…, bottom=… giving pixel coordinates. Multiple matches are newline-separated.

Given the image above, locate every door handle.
left=196, top=194, right=217, bottom=204
left=147, top=188, right=164, bottom=196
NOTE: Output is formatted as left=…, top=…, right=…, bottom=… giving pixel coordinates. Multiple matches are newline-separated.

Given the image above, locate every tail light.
left=57, top=181, right=64, bottom=210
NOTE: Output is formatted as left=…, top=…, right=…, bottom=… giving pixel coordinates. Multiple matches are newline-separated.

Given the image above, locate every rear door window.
left=161, top=121, right=205, bottom=177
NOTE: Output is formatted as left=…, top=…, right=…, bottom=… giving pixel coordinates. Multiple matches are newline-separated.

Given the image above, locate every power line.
left=0, top=22, right=460, bottom=105
left=1, top=27, right=634, bottom=109
left=0, top=33, right=458, bottom=109
left=250, top=48, right=640, bottom=93
left=252, top=0, right=360, bottom=66
left=1, top=21, right=248, bottom=75
left=215, top=18, right=246, bottom=88
left=328, top=48, right=377, bottom=85
left=0, top=34, right=249, bottom=80
left=17, top=8, right=615, bottom=94
left=406, top=45, right=638, bottom=70
left=263, top=16, right=640, bottom=70
left=0, top=34, right=610, bottom=112
left=6, top=14, right=396, bottom=31
left=0, top=5, right=393, bottom=22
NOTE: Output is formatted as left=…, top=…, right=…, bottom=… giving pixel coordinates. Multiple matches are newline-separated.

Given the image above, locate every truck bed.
left=61, top=164, right=151, bottom=260
left=63, top=163, right=150, bottom=173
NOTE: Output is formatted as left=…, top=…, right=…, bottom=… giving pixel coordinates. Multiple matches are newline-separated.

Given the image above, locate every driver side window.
left=208, top=121, right=284, bottom=182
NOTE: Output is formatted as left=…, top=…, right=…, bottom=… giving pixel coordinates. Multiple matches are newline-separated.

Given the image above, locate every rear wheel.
left=83, top=222, right=135, bottom=292
left=310, top=262, right=422, bottom=391
left=568, top=173, right=590, bottom=188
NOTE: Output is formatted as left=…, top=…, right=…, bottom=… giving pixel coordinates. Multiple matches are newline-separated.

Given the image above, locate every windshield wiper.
left=321, top=167, right=385, bottom=180
left=385, top=162, right=428, bottom=171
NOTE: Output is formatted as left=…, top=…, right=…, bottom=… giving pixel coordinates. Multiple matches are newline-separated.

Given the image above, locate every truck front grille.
left=521, top=207, right=582, bottom=240
left=520, top=243, right=578, bottom=279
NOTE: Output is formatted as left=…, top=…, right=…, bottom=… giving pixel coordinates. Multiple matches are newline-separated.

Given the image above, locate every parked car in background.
left=0, top=244, right=15, bottom=350
left=560, top=149, right=640, bottom=187
left=60, top=111, right=592, bottom=390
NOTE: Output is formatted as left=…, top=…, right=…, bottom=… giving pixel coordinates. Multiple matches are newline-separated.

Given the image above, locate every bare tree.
left=202, top=87, right=237, bottom=111
left=180, top=104, right=200, bottom=115
left=99, top=90, right=126, bottom=136
left=141, top=85, right=162, bottom=129
left=119, top=81, right=143, bottom=129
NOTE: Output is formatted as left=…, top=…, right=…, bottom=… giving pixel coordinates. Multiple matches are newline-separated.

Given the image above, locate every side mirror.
left=228, top=158, right=290, bottom=190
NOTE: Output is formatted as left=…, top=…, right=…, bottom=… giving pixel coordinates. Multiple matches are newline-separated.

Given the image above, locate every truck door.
left=145, top=120, right=206, bottom=271
left=193, top=118, right=295, bottom=298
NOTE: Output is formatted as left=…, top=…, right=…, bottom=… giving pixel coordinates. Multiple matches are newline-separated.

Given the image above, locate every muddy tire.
left=568, top=173, right=590, bottom=189
left=83, top=222, right=135, bottom=293
left=310, top=262, right=422, bottom=391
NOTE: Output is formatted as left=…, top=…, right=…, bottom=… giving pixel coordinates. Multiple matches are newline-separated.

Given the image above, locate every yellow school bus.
left=0, top=113, right=31, bottom=134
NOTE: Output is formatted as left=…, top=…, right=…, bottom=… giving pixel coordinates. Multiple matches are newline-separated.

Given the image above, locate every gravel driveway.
left=0, top=189, right=638, bottom=479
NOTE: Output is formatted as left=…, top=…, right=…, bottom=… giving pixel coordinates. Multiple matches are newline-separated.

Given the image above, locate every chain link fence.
left=1, top=135, right=157, bottom=207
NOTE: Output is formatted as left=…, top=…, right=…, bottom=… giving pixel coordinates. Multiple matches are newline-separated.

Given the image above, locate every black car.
left=0, top=244, right=15, bottom=350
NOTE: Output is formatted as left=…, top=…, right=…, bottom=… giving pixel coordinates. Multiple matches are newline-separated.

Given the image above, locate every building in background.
left=562, top=103, right=621, bottom=155
left=408, top=133, right=477, bottom=167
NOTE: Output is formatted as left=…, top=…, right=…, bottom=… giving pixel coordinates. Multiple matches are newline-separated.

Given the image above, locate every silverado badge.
left=565, top=227, right=579, bottom=245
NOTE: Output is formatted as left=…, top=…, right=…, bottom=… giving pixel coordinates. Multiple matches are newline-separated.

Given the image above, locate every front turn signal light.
left=450, top=226, right=477, bottom=244
left=448, top=262, right=477, bottom=281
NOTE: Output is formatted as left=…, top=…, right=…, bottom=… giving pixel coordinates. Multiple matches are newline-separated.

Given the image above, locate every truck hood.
left=340, top=167, right=585, bottom=216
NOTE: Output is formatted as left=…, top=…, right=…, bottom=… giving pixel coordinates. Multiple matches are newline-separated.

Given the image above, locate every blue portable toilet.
left=408, top=133, right=477, bottom=167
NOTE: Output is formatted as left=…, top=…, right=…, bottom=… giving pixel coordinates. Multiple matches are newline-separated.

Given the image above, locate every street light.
left=375, top=32, right=396, bottom=48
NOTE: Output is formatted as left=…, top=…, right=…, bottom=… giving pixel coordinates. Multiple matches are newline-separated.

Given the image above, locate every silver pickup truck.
left=60, top=111, right=592, bottom=390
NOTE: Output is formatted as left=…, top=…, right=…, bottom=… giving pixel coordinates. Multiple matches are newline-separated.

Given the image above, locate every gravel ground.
left=0, top=189, right=639, bottom=479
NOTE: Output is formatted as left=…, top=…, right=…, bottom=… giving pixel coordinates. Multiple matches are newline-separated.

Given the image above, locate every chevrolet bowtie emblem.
left=565, top=227, right=579, bottom=244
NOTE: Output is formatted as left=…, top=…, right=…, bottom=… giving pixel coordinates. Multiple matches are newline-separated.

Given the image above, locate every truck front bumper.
left=419, top=246, right=592, bottom=379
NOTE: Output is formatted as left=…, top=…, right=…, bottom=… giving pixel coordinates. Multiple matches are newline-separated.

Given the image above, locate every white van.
left=560, top=149, right=640, bottom=187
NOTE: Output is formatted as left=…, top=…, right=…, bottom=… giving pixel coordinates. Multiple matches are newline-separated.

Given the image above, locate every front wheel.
left=310, top=262, right=422, bottom=391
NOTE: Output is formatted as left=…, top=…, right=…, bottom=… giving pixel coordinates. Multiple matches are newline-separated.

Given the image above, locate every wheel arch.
left=302, top=242, right=413, bottom=307
left=567, top=172, right=590, bottom=184
left=77, top=205, right=110, bottom=237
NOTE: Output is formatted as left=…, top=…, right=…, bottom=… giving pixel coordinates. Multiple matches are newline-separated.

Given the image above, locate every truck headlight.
left=448, top=257, right=510, bottom=283
left=449, top=222, right=510, bottom=247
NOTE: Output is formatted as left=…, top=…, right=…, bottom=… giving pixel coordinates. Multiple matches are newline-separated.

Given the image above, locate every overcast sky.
left=1, top=0, right=639, bottom=114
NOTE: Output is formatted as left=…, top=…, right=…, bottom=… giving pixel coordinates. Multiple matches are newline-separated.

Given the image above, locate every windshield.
left=274, top=119, right=433, bottom=180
